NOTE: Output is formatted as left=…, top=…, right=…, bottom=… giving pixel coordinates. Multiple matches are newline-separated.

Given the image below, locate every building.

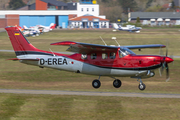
left=69, top=14, right=109, bottom=28
left=0, top=0, right=109, bottom=28
left=174, top=0, right=180, bottom=8
left=129, top=12, right=180, bottom=26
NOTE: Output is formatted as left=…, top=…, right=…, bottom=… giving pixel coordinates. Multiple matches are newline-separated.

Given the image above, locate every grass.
left=0, top=28, right=180, bottom=119
left=0, top=93, right=180, bottom=120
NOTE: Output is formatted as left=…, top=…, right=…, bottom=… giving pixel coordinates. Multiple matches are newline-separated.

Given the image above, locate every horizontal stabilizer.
left=7, top=58, right=20, bottom=61
left=51, top=41, right=77, bottom=46
left=7, top=58, right=39, bottom=61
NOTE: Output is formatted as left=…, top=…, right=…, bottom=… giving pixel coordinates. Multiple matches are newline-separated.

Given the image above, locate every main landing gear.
left=137, top=78, right=146, bottom=90
left=92, top=75, right=101, bottom=89
left=92, top=76, right=122, bottom=89
left=92, top=76, right=146, bottom=91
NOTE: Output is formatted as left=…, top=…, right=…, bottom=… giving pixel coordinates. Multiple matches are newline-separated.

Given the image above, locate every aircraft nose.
left=165, top=57, right=174, bottom=63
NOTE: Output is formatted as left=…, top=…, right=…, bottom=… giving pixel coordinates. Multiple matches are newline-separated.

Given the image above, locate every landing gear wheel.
left=113, top=79, right=122, bottom=88
left=138, top=83, right=146, bottom=91
left=92, top=79, right=101, bottom=89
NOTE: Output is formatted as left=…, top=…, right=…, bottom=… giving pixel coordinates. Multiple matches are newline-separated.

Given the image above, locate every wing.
left=124, top=44, right=166, bottom=49
left=51, top=41, right=119, bottom=54
left=51, top=41, right=166, bottom=53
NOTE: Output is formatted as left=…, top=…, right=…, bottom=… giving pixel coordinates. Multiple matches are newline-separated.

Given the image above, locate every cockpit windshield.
left=119, top=47, right=135, bottom=58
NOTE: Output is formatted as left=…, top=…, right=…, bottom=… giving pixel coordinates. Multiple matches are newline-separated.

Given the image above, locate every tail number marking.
left=40, top=58, right=68, bottom=65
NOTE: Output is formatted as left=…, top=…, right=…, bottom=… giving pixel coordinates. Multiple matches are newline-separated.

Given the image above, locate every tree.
left=146, top=0, right=153, bottom=8
left=8, top=0, right=26, bottom=10
left=171, top=1, right=175, bottom=9
left=118, top=0, right=138, bottom=14
left=136, top=17, right=140, bottom=23
left=101, top=0, right=109, bottom=3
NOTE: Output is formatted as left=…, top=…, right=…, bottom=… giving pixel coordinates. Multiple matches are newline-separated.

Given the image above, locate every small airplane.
left=23, top=25, right=41, bottom=36
left=113, top=23, right=142, bottom=33
left=5, top=26, right=173, bottom=91
left=22, top=29, right=39, bottom=37
left=36, top=23, right=56, bottom=32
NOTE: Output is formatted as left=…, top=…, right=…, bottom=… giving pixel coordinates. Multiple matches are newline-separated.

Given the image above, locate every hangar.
left=129, top=12, right=180, bottom=26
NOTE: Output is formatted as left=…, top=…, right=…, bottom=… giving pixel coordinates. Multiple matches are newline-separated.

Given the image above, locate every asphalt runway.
left=0, top=89, right=180, bottom=98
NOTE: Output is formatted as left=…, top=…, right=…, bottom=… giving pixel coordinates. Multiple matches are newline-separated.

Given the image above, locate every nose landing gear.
left=137, top=78, right=146, bottom=90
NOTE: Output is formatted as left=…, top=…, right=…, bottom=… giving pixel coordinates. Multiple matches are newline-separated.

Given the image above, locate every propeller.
left=159, top=40, right=171, bottom=82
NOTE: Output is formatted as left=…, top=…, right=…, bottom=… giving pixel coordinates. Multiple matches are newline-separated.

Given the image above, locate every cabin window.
left=81, top=54, right=87, bottom=59
left=110, top=52, right=116, bottom=59
left=91, top=53, right=97, bottom=59
left=102, top=53, right=107, bottom=59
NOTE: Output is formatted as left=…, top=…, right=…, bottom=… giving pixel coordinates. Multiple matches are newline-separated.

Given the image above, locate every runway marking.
left=0, top=89, right=180, bottom=98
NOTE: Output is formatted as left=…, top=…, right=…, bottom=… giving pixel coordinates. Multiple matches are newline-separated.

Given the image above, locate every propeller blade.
left=159, top=68, right=162, bottom=77
left=161, top=60, right=165, bottom=73
left=159, top=47, right=163, bottom=56
left=166, top=39, right=169, bottom=57
left=165, top=63, right=170, bottom=82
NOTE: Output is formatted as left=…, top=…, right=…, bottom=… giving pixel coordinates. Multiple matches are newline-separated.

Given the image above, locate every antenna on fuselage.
left=112, top=37, right=120, bottom=46
left=49, top=48, right=55, bottom=56
left=100, top=36, right=107, bottom=46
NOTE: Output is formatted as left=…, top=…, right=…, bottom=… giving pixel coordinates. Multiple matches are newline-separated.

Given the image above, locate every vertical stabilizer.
left=113, top=23, right=119, bottom=29
left=5, top=26, right=39, bottom=53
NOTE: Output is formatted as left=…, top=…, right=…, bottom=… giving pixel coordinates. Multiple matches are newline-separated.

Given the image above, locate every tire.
left=138, top=83, right=146, bottom=91
left=92, top=79, right=101, bottom=89
left=113, top=79, right=122, bottom=88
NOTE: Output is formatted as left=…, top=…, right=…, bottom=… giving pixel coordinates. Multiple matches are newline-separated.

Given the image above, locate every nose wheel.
left=138, top=83, right=146, bottom=90
left=137, top=78, right=146, bottom=90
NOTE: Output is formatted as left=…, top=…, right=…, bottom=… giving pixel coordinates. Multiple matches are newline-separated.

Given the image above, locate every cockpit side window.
left=119, top=50, right=123, bottom=58
left=119, top=47, right=135, bottom=58
left=110, top=52, right=116, bottom=59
